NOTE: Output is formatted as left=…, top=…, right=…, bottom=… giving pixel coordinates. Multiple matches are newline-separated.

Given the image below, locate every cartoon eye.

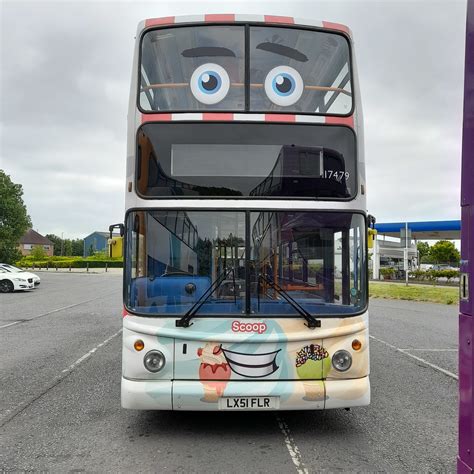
left=264, top=65, right=304, bottom=107
left=190, top=63, right=230, bottom=105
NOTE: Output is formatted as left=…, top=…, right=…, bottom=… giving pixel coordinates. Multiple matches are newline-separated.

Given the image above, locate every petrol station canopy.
left=374, top=220, right=461, bottom=240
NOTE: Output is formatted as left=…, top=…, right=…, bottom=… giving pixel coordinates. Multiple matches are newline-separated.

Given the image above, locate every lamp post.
left=404, top=222, right=409, bottom=287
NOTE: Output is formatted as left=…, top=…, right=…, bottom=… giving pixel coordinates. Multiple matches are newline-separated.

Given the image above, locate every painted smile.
left=221, top=347, right=281, bottom=378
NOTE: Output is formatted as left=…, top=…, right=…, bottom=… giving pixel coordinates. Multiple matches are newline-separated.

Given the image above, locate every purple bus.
left=459, top=0, right=474, bottom=471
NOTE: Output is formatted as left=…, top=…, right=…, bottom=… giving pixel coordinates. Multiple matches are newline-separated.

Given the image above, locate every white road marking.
left=276, top=416, right=308, bottom=474
left=400, top=348, right=458, bottom=352
left=1, top=329, right=123, bottom=427
left=0, top=321, right=22, bottom=329
left=62, top=329, right=122, bottom=373
left=370, top=335, right=458, bottom=381
left=0, top=291, right=119, bottom=330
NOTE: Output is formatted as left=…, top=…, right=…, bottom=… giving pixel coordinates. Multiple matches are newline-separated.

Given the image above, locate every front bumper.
left=121, top=376, right=370, bottom=411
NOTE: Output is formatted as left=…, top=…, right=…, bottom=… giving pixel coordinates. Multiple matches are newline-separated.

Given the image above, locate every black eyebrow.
left=182, top=47, right=236, bottom=58
left=256, top=42, right=308, bottom=62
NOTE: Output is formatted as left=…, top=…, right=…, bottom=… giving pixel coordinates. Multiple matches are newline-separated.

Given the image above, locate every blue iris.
left=272, top=73, right=296, bottom=96
left=198, top=71, right=222, bottom=95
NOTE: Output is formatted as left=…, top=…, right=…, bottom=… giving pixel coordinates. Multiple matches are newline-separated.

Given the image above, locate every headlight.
left=143, top=350, right=166, bottom=373
left=13, top=278, right=26, bottom=282
left=332, top=350, right=352, bottom=372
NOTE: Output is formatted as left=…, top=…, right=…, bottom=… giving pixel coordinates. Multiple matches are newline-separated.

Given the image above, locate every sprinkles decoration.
left=296, top=344, right=329, bottom=367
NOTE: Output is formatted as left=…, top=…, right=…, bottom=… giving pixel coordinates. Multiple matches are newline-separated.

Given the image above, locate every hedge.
left=409, top=269, right=459, bottom=282
left=377, top=268, right=460, bottom=284
left=17, top=258, right=123, bottom=269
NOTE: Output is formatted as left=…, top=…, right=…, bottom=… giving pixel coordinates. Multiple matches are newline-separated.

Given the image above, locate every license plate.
left=218, top=396, right=279, bottom=410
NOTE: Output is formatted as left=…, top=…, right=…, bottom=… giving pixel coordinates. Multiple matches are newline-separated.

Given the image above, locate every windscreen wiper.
left=176, top=267, right=236, bottom=328
left=259, top=274, right=321, bottom=329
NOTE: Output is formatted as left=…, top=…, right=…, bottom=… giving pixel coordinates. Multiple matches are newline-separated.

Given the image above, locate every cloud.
left=0, top=0, right=466, bottom=237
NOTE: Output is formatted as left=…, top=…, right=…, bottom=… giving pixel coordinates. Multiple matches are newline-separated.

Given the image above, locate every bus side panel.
left=460, top=0, right=474, bottom=469
left=459, top=313, right=473, bottom=468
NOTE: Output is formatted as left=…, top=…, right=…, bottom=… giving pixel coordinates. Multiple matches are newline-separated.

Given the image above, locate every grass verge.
left=369, top=282, right=459, bottom=305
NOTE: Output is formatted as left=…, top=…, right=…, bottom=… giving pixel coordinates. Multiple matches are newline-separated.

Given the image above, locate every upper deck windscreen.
left=139, top=25, right=352, bottom=114
left=249, top=26, right=351, bottom=114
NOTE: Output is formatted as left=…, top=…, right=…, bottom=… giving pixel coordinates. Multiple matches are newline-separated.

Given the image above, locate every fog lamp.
left=332, top=350, right=352, bottom=372
left=143, top=350, right=166, bottom=373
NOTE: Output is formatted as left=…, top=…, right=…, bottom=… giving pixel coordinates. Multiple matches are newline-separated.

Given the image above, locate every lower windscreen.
left=125, top=210, right=366, bottom=317
left=137, top=123, right=356, bottom=198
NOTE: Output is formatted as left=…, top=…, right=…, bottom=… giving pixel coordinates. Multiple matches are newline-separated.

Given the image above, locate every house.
left=19, top=229, right=54, bottom=256
left=83, top=231, right=120, bottom=257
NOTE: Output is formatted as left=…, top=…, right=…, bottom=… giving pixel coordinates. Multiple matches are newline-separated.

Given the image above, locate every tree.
left=430, top=240, right=460, bottom=265
left=63, top=239, right=73, bottom=256
left=30, top=245, right=47, bottom=260
left=71, top=239, right=84, bottom=256
left=45, top=234, right=62, bottom=256
left=45, top=234, right=84, bottom=256
left=417, top=242, right=431, bottom=261
left=0, top=170, right=31, bottom=264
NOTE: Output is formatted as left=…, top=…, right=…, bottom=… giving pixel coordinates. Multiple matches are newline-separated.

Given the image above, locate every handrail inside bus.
left=141, top=83, right=352, bottom=96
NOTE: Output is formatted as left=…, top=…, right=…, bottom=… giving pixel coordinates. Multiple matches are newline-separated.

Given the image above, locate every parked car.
left=0, top=263, right=41, bottom=286
left=0, top=268, right=34, bottom=292
left=430, top=264, right=459, bottom=271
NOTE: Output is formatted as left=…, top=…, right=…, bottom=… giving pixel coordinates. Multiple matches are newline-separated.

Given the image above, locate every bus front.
left=122, top=15, right=369, bottom=411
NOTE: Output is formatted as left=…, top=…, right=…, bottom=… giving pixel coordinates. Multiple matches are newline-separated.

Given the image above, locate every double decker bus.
left=122, top=14, right=369, bottom=411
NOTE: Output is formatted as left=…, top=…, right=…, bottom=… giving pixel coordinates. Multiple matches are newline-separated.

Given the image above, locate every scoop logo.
left=231, top=320, right=267, bottom=334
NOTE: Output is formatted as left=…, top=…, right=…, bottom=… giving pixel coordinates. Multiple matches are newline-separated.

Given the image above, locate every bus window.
left=251, top=212, right=366, bottom=314
left=125, top=210, right=366, bottom=316
left=140, top=26, right=245, bottom=111
left=136, top=122, right=356, bottom=199
left=249, top=26, right=352, bottom=114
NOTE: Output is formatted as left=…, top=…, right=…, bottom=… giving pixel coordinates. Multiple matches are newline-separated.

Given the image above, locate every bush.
left=379, top=267, right=395, bottom=279
left=409, top=270, right=426, bottom=281
left=30, top=245, right=47, bottom=260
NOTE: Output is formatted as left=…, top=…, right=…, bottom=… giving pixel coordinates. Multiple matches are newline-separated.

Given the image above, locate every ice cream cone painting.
left=197, top=343, right=231, bottom=402
left=301, top=381, right=325, bottom=401
left=295, top=344, right=331, bottom=401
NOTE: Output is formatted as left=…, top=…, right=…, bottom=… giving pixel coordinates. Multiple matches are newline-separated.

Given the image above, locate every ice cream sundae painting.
left=197, top=343, right=231, bottom=402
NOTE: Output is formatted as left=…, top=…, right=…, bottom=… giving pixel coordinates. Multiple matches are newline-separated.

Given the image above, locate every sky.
left=0, top=0, right=467, bottom=239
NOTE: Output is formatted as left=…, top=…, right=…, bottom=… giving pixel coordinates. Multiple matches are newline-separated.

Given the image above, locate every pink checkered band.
left=141, top=113, right=354, bottom=129
left=143, top=15, right=352, bottom=37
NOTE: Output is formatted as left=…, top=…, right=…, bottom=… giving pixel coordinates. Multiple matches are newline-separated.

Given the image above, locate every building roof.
left=84, top=231, right=121, bottom=239
left=375, top=220, right=461, bottom=240
left=19, top=229, right=54, bottom=246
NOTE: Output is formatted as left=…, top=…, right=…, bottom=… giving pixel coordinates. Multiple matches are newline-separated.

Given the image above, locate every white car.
left=0, top=263, right=41, bottom=287
left=0, top=268, right=34, bottom=292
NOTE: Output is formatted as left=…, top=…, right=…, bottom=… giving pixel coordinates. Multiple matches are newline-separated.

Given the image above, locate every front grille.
left=28, top=278, right=33, bottom=283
